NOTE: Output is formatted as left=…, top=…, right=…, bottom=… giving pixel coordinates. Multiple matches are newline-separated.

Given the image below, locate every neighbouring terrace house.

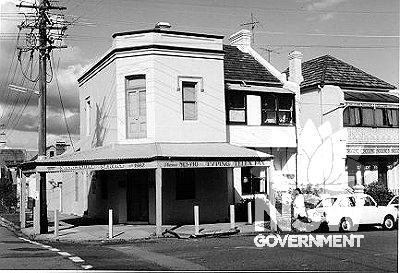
left=223, top=30, right=302, bottom=199
left=23, top=25, right=295, bottom=235
left=298, top=55, right=399, bottom=193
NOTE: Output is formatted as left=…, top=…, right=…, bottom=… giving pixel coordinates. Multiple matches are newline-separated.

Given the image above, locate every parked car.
left=307, top=194, right=397, bottom=232
left=387, top=195, right=399, bottom=224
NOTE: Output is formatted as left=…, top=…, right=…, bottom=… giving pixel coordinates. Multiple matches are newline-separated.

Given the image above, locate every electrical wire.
left=51, top=51, right=76, bottom=152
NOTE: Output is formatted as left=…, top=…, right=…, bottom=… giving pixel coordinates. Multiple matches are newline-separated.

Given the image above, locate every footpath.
left=0, top=212, right=267, bottom=243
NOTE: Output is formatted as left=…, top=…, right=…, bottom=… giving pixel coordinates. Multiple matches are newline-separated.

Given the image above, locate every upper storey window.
left=126, top=75, right=146, bottom=139
left=261, top=94, right=294, bottom=125
left=227, top=92, right=246, bottom=124
left=343, top=106, right=399, bottom=128
left=178, top=76, right=203, bottom=121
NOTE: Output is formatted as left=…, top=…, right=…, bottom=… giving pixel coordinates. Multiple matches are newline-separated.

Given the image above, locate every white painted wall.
left=79, top=62, right=117, bottom=150
left=228, top=125, right=296, bottom=148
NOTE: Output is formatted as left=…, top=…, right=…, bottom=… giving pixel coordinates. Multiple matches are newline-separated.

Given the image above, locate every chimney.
left=288, top=51, right=303, bottom=85
left=229, top=29, right=252, bottom=47
left=55, top=140, right=69, bottom=156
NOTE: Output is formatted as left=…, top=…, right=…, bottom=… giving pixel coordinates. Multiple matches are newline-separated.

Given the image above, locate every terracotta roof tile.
left=300, top=55, right=396, bottom=91
left=223, top=45, right=281, bottom=84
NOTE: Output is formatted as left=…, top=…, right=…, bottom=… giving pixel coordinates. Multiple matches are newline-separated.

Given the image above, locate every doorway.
left=126, top=170, right=149, bottom=223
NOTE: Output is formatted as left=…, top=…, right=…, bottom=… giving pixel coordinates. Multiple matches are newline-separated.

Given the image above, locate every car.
left=387, top=195, right=399, bottom=223
left=307, top=194, right=398, bottom=232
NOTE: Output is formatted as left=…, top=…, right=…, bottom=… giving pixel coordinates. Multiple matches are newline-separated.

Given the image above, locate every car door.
left=359, top=196, right=380, bottom=224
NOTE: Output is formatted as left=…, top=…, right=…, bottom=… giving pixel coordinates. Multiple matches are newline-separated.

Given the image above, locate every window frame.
left=261, top=94, right=295, bottom=126
left=125, top=74, right=147, bottom=139
left=84, top=96, right=91, bottom=136
left=178, top=76, right=203, bottom=122
left=241, top=167, right=264, bottom=195
left=226, top=92, right=247, bottom=125
left=343, top=106, right=399, bottom=128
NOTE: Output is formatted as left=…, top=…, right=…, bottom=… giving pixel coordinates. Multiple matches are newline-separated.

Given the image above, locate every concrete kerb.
left=1, top=214, right=280, bottom=244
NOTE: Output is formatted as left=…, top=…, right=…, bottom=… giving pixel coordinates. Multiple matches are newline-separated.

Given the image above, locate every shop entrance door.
left=126, top=170, right=149, bottom=223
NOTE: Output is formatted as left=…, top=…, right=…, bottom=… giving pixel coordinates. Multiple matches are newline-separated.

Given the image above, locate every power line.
left=51, top=51, right=75, bottom=152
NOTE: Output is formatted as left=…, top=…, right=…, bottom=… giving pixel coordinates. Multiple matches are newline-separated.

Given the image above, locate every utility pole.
left=240, top=13, right=259, bottom=45
left=16, top=0, right=67, bottom=234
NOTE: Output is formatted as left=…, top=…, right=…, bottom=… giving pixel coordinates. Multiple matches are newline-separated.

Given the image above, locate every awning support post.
left=155, top=167, right=162, bottom=236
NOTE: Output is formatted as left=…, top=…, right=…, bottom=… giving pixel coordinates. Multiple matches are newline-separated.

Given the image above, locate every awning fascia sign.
left=34, top=159, right=271, bottom=173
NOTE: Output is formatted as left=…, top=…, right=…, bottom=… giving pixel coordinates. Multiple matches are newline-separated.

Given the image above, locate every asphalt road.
left=48, top=228, right=398, bottom=272
left=0, top=226, right=81, bottom=270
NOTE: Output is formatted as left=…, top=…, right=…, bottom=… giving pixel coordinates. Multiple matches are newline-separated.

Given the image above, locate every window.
left=261, top=94, right=294, bottom=125
left=49, top=151, right=55, bottom=157
left=343, top=106, right=399, bottom=128
left=361, top=108, right=374, bottom=126
left=338, top=197, right=355, bottom=207
left=126, top=75, right=146, bottom=138
left=75, top=172, right=79, bottom=202
left=176, top=169, right=195, bottom=200
left=227, top=92, right=246, bottom=124
left=182, top=81, right=198, bottom=120
left=241, top=167, right=262, bottom=195
left=85, top=97, right=91, bottom=136
left=363, top=196, right=376, bottom=207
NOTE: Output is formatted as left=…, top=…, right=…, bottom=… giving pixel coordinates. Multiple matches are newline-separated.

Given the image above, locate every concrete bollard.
left=108, top=209, right=113, bottom=239
left=230, top=205, right=235, bottom=229
left=54, top=209, right=59, bottom=239
left=194, top=205, right=199, bottom=235
left=247, top=201, right=252, bottom=224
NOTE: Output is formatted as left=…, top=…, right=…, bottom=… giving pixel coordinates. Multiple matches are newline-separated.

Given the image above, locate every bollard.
left=247, top=201, right=252, bottom=224
left=108, top=209, right=113, bottom=239
left=230, top=205, right=235, bottom=229
left=54, top=209, right=59, bottom=239
left=194, top=205, right=199, bottom=235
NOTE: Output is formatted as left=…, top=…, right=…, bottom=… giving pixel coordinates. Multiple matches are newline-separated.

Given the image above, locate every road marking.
left=58, top=251, right=71, bottom=257
left=17, top=237, right=93, bottom=269
left=69, top=256, right=85, bottom=263
left=234, top=246, right=262, bottom=250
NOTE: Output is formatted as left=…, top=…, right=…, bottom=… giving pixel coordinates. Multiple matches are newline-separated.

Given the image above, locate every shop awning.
left=26, top=142, right=273, bottom=173
left=226, top=83, right=294, bottom=94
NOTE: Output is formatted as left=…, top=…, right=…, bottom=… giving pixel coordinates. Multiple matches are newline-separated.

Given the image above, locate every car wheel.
left=339, top=217, right=353, bottom=232
left=383, top=215, right=395, bottom=230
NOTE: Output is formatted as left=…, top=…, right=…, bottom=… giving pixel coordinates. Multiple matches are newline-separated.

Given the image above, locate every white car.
left=307, top=194, right=397, bottom=232
left=388, top=195, right=399, bottom=222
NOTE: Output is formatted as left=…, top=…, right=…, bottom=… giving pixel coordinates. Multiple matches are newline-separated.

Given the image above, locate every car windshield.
left=390, top=196, right=399, bottom=205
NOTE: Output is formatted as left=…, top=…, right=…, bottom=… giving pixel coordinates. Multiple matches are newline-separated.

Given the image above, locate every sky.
left=0, top=0, right=399, bottom=151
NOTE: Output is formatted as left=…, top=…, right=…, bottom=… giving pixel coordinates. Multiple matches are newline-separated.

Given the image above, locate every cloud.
left=302, top=0, right=348, bottom=10
left=10, top=108, right=80, bottom=135
left=320, top=12, right=336, bottom=20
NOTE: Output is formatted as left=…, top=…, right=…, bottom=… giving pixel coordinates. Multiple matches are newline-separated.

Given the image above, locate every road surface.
left=49, top=229, right=398, bottom=271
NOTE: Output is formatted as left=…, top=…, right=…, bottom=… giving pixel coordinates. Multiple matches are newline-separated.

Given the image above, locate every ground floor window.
left=241, top=167, right=263, bottom=195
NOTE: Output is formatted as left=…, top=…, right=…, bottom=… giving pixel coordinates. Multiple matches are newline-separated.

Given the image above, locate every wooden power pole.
left=17, top=0, right=67, bottom=234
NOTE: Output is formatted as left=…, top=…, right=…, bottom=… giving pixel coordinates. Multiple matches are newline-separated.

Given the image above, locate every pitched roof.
left=300, top=55, right=396, bottom=91
left=223, top=45, right=281, bottom=85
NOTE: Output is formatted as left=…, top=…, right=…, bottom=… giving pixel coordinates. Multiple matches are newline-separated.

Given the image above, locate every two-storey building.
left=224, top=30, right=302, bottom=199
left=299, top=55, right=399, bottom=192
left=28, top=25, right=285, bottom=235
